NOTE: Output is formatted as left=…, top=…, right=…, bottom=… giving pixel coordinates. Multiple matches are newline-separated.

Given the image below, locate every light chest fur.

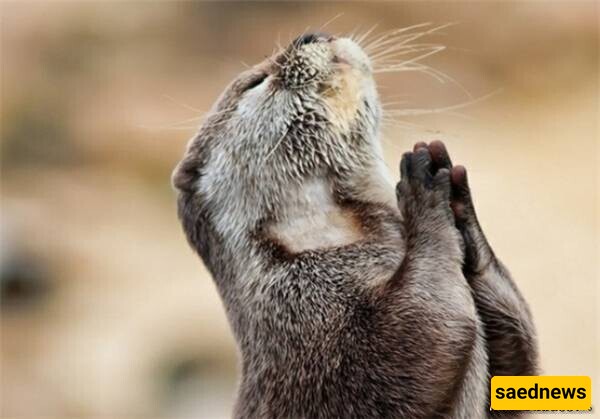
left=266, top=179, right=365, bottom=253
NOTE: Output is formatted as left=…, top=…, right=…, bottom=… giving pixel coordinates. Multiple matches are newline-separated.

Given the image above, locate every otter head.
left=173, top=33, right=388, bottom=244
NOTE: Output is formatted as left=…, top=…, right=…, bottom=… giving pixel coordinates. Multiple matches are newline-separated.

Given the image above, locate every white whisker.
left=161, top=94, right=204, bottom=113
left=320, top=13, right=344, bottom=31
left=354, top=23, right=379, bottom=46
left=383, top=90, right=501, bottom=117
left=363, top=22, right=433, bottom=53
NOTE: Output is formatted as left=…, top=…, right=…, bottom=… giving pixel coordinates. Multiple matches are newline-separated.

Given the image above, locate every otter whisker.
left=374, top=62, right=449, bottom=84
left=139, top=113, right=206, bottom=130
left=198, top=119, right=232, bottom=130
left=261, top=124, right=292, bottom=167
left=380, top=100, right=410, bottom=108
left=372, top=44, right=470, bottom=64
left=319, top=13, right=344, bottom=31
left=376, top=45, right=447, bottom=70
left=367, top=24, right=458, bottom=66
left=383, top=90, right=501, bottom=118
left=137, top=107, right=234, bottom=131
left=204, top=105, right=238, bottom=117
left=370, top=41, right=444, bottom=56
left=380, top=117, right=426, bottom=130
left=379, top=136, right=409, bottom=154
left=354, top=23, right=380, bottom=46
left=365, top=22, right=456, bottom=56
left=374, top=49, right=449, bottom=85
left=348, top=26, right=361, bottom=45
left=266, top=55, right=284, bottom=69
left=370, top=43, right=445, bottom=62
left=161, top=94, right=204, bottom=113
left=376, top=57, right=474, bottom=100
left=361, top=22, right=434, bottom=53
left=366, top=31, right=435, bottom=56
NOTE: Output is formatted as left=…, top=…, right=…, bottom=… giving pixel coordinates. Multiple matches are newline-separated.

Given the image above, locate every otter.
left=172, top=32, right=538, bottom=418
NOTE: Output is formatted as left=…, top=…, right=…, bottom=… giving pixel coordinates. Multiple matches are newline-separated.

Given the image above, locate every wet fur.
left=173, top=33, right=537, bottom=418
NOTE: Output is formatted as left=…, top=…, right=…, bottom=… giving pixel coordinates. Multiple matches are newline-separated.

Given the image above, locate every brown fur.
left=172, top=33, right=537, bottom=418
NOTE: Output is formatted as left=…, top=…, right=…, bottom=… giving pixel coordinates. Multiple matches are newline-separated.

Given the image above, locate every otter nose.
left=292, top=32, right=333, bottom=47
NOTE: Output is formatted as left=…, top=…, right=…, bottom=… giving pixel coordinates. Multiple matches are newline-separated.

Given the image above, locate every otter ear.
left=171, top=157, right=201, bottom=193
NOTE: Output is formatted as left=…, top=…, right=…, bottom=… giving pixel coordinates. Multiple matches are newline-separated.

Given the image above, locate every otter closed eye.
left=244, top=74, right=268, bottom=91
left=172, top=30, right=538, bottom=419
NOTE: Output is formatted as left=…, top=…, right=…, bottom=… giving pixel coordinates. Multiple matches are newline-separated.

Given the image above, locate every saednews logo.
left=490, top=376, right=592, bottom=411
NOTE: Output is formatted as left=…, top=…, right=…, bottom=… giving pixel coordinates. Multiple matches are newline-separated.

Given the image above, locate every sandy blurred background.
left=1, top=2, right=598, bottom=418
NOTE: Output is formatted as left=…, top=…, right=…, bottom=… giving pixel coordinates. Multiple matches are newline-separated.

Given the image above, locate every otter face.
left=173, top=33, right=387, bottom=236
left=232, top=32, right=379, bottom=151
left=174, top=33, right=381, bottom=186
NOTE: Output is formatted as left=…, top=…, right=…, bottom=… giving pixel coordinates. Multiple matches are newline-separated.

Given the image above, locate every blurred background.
left=1, top=2, right=597, bottom=418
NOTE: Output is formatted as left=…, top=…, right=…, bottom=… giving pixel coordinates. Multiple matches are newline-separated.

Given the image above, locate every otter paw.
left=450, top=165, right=474, bottom=224
left=449, top=164, right=496, bottom=274
left=427, top=140, right=453, bottom=172
left=396, top=145, right=453, bottom=220
left=416, top=140, right=475, bottom=224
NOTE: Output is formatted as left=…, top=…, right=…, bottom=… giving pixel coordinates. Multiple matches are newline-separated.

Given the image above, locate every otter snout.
left=280, top=33, right=372, bottom=90
left=272, top=33, right=378, bottom=134
left=332, top=38, right=372, bottom=75
left=280, top=33, right=333, bottom=89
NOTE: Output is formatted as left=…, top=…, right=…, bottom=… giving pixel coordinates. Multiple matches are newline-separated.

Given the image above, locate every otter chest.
left=266, top=180, right=366, bottom=253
